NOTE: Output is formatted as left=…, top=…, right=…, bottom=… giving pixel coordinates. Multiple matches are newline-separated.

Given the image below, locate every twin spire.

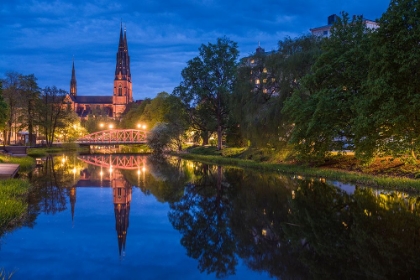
left=70, top=23, right=131, bottom=96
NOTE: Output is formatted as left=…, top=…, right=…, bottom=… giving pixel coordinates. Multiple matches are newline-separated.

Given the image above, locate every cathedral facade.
left=64, top=25, right=133, bottom=119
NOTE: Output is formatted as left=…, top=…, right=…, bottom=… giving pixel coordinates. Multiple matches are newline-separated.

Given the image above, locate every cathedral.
left=64, top=25, right=133, bottom=119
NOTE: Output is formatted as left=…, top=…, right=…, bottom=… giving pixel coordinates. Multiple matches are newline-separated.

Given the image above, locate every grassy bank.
left=175, top=147, right=420, bottom=192
left=0, top=179, right=31, bottom=234
left=0, top=154, right=34, bottom=172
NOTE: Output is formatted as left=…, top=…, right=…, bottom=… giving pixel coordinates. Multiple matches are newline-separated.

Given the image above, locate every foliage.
left=173, top=37, right=239, bottom=150
left=147, top=123, right=172, bottom=154
left=354, top=0, right=420, bottom=161
left=284, top=13, right=371, bottom=162
left=17, top=74, right=40, bottom=146
left=36, top=86, right=73, bottom=146
left=1, top=72, right=20, bottom=145
left=233, top=35, right=321, bottom=152
left=120, top=98, right=152, bottom=129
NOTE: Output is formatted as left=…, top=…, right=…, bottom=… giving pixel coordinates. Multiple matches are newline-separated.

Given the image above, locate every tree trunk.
left=201, top=131, right=209, bottom=146
left=217, top=125, right=222, bottom=150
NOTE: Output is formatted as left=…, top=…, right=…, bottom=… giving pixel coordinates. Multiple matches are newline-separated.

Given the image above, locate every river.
left=0, top=154, right=419, bottom=279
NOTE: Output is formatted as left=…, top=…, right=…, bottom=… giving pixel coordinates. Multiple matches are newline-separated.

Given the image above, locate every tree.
left=283, top=13, right=371, bottom=161
left=173, top=37, right=239, bottom=150
left=0, top=81, right=8, bottom=135
left=233, top=35, right=321, bottom=152
left=120, top=98, right=152, bottom=129
left=18, top=74, right=40, bottom=146
left=1, top=72, right=21, bottom=144
left=37, top=86, right=72, bottom=146
left=355, top=0, right=420, bottom=161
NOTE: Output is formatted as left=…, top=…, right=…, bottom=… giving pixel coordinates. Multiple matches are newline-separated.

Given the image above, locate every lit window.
left=263, top=79, right=267, bottom=83
left=263, top=68, right=267, bottom=73
left=255, top=79, right=260, bottom=85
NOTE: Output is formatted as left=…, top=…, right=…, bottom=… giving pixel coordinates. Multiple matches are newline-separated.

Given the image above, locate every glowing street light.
left=99, top=123, right=104, bottom=129
left=137, top=123, right=147, bottom=130
left=109, top=124, right=114, bottom=129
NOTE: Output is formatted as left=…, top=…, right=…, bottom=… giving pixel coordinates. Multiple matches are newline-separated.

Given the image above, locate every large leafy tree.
left=37, top=86, right=72, bottom=146
left=173, top=37, right=239, bottom=150
left=18, top=74, right=40, bottom=146
left=233, top=35, right=321, bottom=151
left=355, top=0, right=420, bottom=161
left=284, top=13, right=371, bottom=161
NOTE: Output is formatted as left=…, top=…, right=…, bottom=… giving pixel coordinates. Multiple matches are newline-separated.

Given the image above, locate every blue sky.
left=0, top=0, right=390, bottom=100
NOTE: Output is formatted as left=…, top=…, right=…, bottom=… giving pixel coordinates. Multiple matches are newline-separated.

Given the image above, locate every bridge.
left=76, top=129, right=148, bottom=145
left=77, top=155, right=147, bottom=170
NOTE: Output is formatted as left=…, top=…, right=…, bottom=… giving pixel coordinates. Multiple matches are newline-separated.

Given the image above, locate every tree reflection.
left=166, top=159, right=420, bottom=279
left=227, top=170, right=308, bottom=279
left=168, top=164, right=237, bottom=278
left=27, top=155, right=78, bottom=219
left=285, top=180, right=420, bottom=279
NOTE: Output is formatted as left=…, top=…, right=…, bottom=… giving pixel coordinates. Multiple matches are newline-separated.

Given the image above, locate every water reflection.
left=23, top=154, right=420, bottom=279
left=29, top=154, right=149, bottom=257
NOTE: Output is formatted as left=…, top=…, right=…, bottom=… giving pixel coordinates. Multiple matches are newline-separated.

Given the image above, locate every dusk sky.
left=1, top=0, right=390, bottom=100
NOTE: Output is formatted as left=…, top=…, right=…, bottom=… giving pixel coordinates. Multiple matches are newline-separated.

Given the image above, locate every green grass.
left=0, top=179, right=31, bottom=234
left=176, top=152, right=420, bottom=192
left=0, top=154, right=35, bottom=172
left=27, top=144, right=88, bottom=157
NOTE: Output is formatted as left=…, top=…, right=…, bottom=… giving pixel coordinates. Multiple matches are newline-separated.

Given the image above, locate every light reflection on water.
left=0, top=154, right=420, bottom=279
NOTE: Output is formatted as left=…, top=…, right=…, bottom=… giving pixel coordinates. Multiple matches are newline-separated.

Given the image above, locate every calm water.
left=1, top=154, right=420, bottom=279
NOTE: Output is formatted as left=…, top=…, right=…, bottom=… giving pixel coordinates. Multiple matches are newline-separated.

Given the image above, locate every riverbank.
left=174, top=147, right=420, bottom=192
left=0, top=179, right=31, bottom=235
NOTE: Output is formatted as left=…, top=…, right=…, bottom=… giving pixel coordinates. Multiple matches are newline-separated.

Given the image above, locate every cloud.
left=0, top=0, right=390, bottom=100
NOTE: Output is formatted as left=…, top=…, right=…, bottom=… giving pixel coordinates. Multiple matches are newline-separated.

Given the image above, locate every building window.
left=118, top=85, right=122, bottom=96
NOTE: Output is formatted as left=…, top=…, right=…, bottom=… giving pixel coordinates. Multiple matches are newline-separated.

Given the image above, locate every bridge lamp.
left=99, top=123, right=104, bottom=129
left=142, top=167, right=146, bottom=172
left=137, top=169, right=141, bottom=175
left=109, top=166, right=113, bottom=173
left=109, top=124, right=114, bottom=129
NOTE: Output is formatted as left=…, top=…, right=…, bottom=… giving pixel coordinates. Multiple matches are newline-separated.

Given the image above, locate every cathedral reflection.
left=68, top=155, right=147, bottom=257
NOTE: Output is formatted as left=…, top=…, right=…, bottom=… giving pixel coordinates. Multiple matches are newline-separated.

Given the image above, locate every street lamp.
left=99, top=123, right=104, bottom=129
left=137, top=123, right=147, bottom=130
left=109, top=124, right=114, bottom=129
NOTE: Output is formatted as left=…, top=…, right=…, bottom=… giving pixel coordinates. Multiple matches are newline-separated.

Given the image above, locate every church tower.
left=113, top=24, right=133, bottom=118
left=70, top=59, right=77, bottom=96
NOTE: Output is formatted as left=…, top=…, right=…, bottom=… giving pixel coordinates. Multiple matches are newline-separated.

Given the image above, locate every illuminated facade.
left=310, top=14, right=379, bottom=37
left=64, top=25, right=133, bottom=119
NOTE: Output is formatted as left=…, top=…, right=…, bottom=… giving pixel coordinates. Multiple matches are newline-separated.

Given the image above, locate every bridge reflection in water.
left=71, top=155, right=147, bottom=257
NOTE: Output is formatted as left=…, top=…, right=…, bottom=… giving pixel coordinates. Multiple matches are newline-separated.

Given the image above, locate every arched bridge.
left=78, top=155, right=147, bottom=170
left=76, top=129, right=148, bottom=145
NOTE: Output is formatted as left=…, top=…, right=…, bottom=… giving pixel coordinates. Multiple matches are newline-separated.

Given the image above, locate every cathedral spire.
left=113, top=24, right=133, bottom=118
left=70, top=58, right=77, bottom=96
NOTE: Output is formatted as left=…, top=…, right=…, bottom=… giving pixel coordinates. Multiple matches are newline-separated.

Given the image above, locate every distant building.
left=240, top=44, right=279, bottom=96
left=64, top=24, right=133, bottom=119
left=310, top=14, right=379, bottom=37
